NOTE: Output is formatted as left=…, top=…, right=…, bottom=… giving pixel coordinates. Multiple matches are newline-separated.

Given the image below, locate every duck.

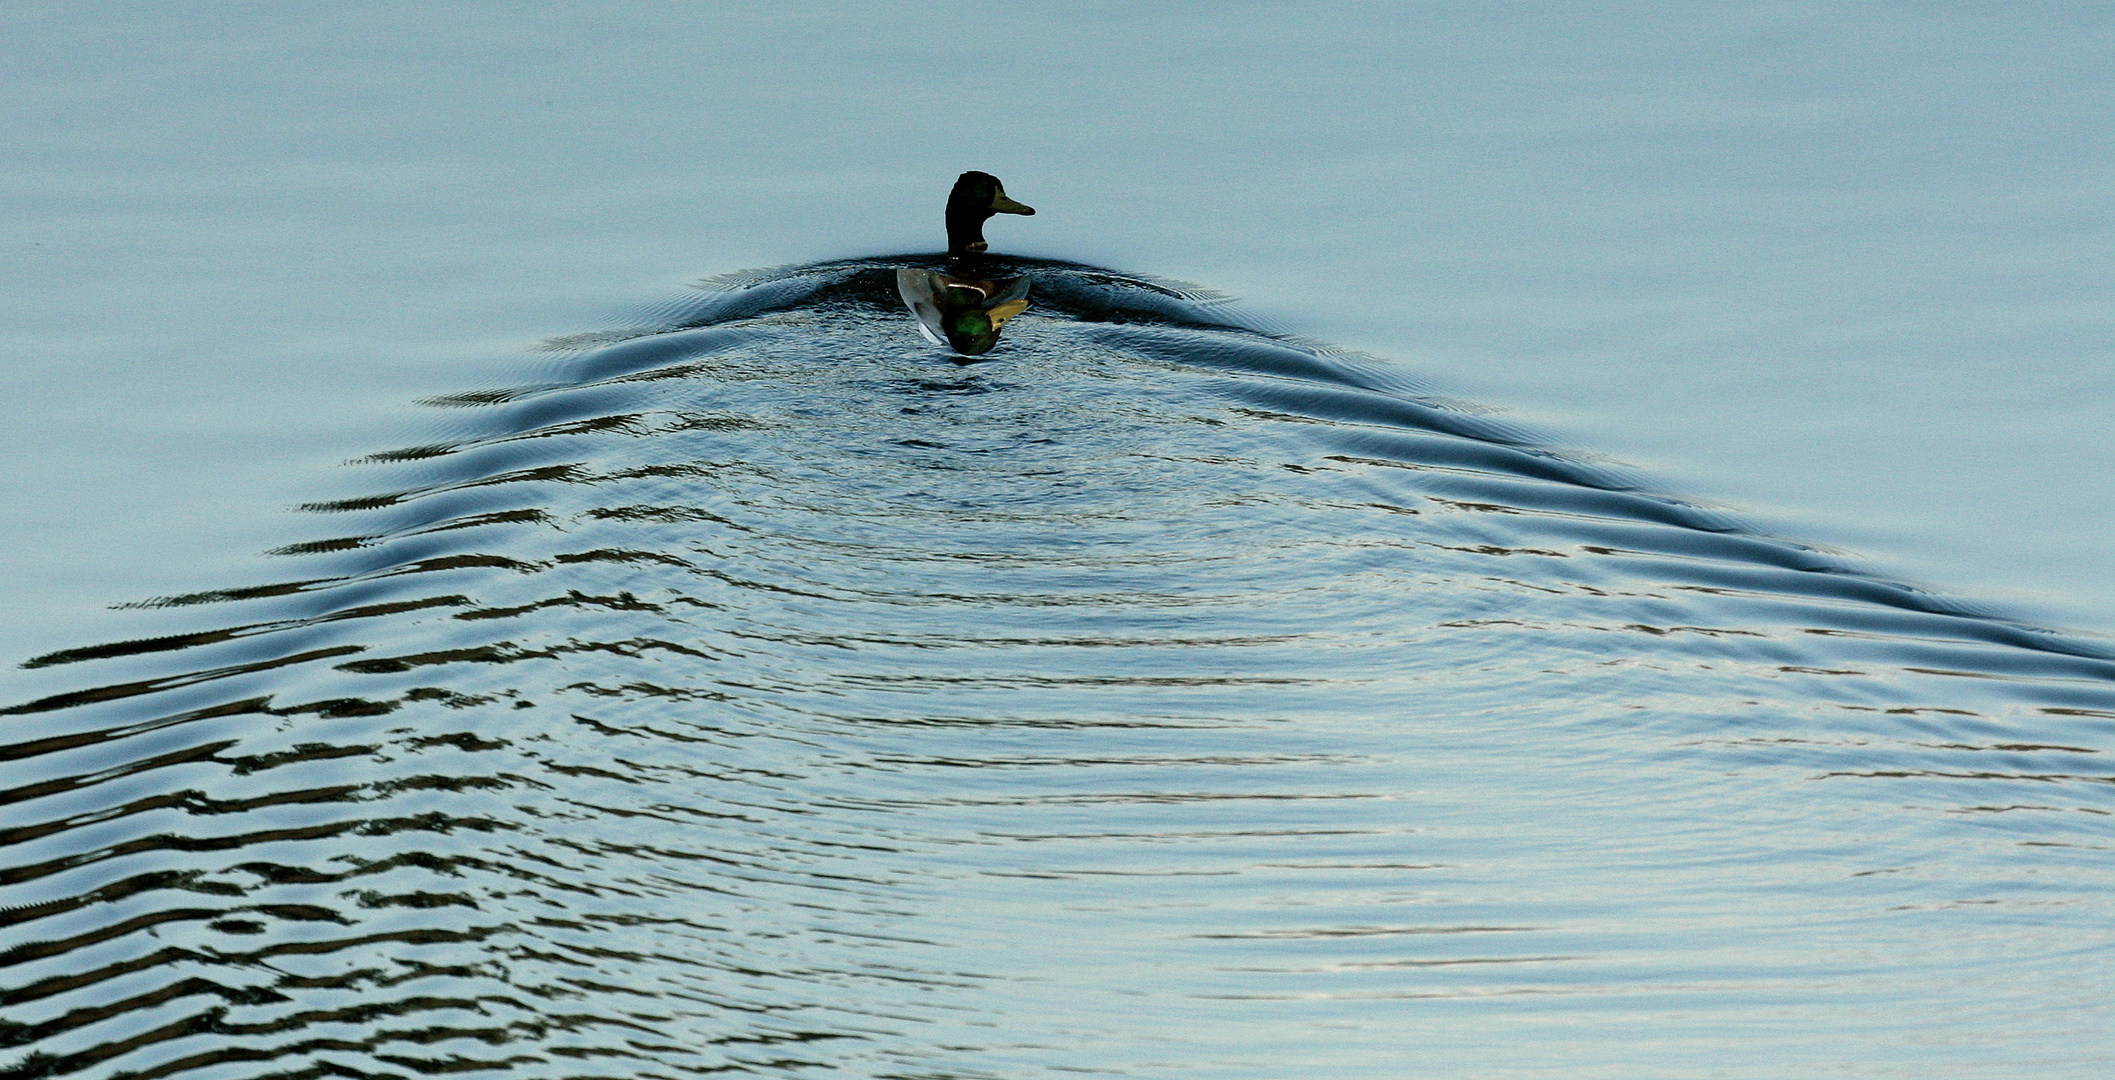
left=896, top=172, right=1036, bottom=356
left=946, top=171, right=1035, bottom=255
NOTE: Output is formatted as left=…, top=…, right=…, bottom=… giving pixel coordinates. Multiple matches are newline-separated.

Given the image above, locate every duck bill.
left=991, top=193, right=1035, bottom=215
left=985, top=298, right=1029, bottom=331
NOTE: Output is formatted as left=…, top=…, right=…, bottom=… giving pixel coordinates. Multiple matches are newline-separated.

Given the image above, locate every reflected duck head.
left=946, top=171, right=1035, bottom=255
left=897, top=270, right=1031, bottom=357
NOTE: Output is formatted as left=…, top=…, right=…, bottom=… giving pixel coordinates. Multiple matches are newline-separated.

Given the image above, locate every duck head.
left=945, top=171, right=1035, bottom=255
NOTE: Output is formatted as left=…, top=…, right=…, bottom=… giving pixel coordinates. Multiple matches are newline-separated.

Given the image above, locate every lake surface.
left=3, top=5, right=2111, bottom=1078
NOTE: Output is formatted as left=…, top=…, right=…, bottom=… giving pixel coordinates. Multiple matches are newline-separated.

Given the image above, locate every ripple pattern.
left=4, top=257, right=2112, bottom=1079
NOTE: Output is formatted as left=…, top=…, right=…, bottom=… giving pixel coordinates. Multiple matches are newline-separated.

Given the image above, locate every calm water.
left=4, top=262, right=2110, bottom=1078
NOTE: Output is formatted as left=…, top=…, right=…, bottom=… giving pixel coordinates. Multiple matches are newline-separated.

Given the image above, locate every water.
left=6, top=5, right=2114, bottom=1076
left=4, top=261, right=2110, bottom=1078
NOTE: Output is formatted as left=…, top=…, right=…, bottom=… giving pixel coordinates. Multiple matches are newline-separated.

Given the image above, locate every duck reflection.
left=896, top=269, right=1030, bottom=356
left=897, top=171, right=1036, bottom=358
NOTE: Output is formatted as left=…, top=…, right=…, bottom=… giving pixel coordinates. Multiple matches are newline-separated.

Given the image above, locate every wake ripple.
left=4, top=257, right=2111, bottom=1080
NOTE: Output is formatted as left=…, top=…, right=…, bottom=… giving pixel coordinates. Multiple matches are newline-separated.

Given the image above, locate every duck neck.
left=946, top=208, right=991, bottom=255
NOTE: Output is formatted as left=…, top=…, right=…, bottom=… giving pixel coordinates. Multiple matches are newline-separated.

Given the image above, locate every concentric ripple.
left=4, top=257, right=2111, bottom=1080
